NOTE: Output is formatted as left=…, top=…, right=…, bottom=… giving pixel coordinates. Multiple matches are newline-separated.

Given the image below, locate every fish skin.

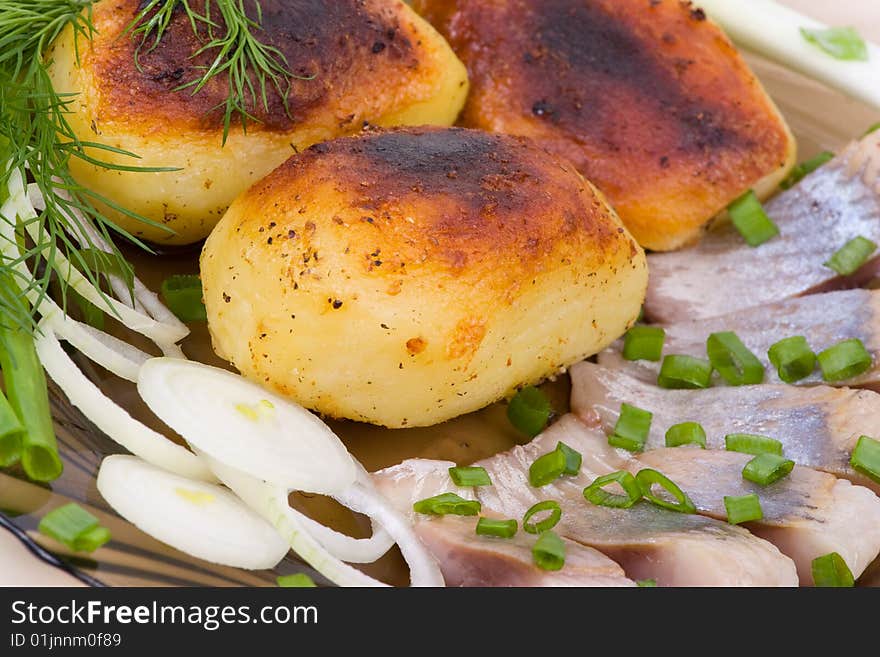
left=645, top=133, right=880, bottom=323
left=634, top=448, right=880, bottom=584
left=601, top=289, right=880, bottom=387
left=471, top=415, right=797, bottom=587
left=570, top=361, right=879, bottom=492
left=372, top=457, right=634, bottom=587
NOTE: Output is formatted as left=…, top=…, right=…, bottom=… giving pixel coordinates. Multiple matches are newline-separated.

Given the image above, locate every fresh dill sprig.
left=0, top=0, right=168, bottom=330
left=126, top=0, right=310, bottom=144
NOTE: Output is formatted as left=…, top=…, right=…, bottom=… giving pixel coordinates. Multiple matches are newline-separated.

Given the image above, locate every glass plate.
left=2, top=52, right=879, bottom=587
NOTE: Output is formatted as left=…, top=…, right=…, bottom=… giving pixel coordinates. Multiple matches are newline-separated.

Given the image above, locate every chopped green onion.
left=622, top=326, right=665, bottom=362
left=532, top=530, right=565, bottom=571
left=780, top=151, right=835, bottom=189
left=742, top=453, right=795, bottom=486
left=865, top=122, right=880, bottom=137
left=768, top=336, right=816, bottom=383
left=724, top=494, right=763, bottom=525
left=161, top=275, right=208, bottom=323
left=277, top=574, right=317, bottom=587
left=850, top=435, right=880, bottom=484
left=522, top=500, right=562, bottom=534
left=728, top=190, right=779, bottom=247
left=635, top=469, right=696, bottom=514
left=448, top=466, right=492, bottom=487
left=507, top=386, right=552, bottom=438
left=0, top=390, right=23, bottom=467
left=38, top=503, right=111, bottom=553
left=800, top=26, right=868, bottom=62
left=608, top=403, right=653, bottom=452
left=725, top=433, right=783, bottom=456
left=413, top=493, right=481, bottom=516
left=824, top=236, right=877, bottom=276
left=811, top=552, right=855, bottom=587
left=0, top=272, right=62, bottom=482
left=476, top=517, right=518, bottom=539
left=665, top=422, right=706, bottom=448
left=583, top=471, right=642, bottom=508
left=556, top=441, right=582, bottom=476
left=636, top=579, right=657, bottom=587
left=528, top=448, right=567, bottom=487
left=706, top=331, right=765, bottom=386
left=657, top=355, right=713, bottom=389
left=817, top=338, right=873, bottom=381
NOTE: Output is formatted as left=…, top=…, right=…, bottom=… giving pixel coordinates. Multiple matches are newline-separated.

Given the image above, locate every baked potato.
left=47, top=0, right=468, bottom=245
left=201, top=127, right=648, bottom=427
left=413, top=0, right=797, bottom=251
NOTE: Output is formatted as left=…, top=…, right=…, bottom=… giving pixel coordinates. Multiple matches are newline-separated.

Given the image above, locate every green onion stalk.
left=0, top=268, right=62, bottom=481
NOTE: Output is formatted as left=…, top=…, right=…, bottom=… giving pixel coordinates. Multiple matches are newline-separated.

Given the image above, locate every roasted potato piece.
left=47, top=0, right=468, bottom=245
left=413, top=0, right=796, bottom=251
left=201, top=127, right=647, bottom=427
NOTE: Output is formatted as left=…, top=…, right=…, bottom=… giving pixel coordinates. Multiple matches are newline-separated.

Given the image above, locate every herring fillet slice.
left=601, top=289, right=880, bottom=387
left=372, top=458, right=633, bottom=587
left=635, top=448, right=880, bottom=584
left=414, top=515, right=635, bottom=587
left=571, top=361, right=879, bottom=492
left=472, top=415, right=797, bottom=587
left=645, top=132, right=880, bottom=323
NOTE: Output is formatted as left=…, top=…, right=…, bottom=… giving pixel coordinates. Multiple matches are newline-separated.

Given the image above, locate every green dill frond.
left=126, top=0, right=312, bottom=144
left=0, top=0, right=171, bottom=331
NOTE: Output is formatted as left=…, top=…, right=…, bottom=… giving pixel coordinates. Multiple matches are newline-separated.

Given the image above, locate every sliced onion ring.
left=98, top=455, right=288, bottom=569
left=209, top=458, right=388, bottom=587
left=138, top=358, right=356, bottom=494
left=335, top=481, right=445, bottom=587
left=43, top=305, right=150, bottom=382
left=34, top=326, right=214, bottom=482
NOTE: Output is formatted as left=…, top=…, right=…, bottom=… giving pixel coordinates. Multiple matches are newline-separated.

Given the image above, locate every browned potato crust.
left=48, top=0, right=468, bottom=244
left=201, top=127, right=647, bottom=427
left=413, top=0, right=796, bottom=251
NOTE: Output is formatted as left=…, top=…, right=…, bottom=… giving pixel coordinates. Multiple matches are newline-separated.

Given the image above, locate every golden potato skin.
left=413, top=0, right=796, bottom=251
left=201, top=127, right=647, bottom=427
left=47, top=0, right=468, bottom=244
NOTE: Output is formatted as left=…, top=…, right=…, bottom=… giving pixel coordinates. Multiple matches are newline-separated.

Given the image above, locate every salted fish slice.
left=601, top=289, right=880, bottom=387
left=470, top=415, right=797, bottom=586
left=635, top=448, right=880, bottom=584
left=372, top=458, right=633, bottom=587
left=645, top=132, right=880, bottom=323
left=570, top=361, right=879, bottom=492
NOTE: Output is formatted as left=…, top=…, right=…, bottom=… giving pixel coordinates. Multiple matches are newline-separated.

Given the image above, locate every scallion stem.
left=0, top=271, right=61, bottom=482
left=0, top=389, right=23, bottom=467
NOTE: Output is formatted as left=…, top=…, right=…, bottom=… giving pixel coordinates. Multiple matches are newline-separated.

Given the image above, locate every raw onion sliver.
left=336, top=482, right=445, bottom=587
left=210, top=458, right=387, bottom=587
left=16, top=203, right=187, bottom=348
left=138, top=358, right=356, bottom=494
left=35, top=327, right=214, bottom=482
left=28, top=183, right=189, bottom=335
left=98, top=455, right=288, bottom=569
left=205, top=454, right=393, bottom=564
left=44, top=308, right=150, bottom=382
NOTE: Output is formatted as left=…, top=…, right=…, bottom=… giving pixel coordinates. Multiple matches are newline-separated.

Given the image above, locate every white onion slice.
left=16, top=211, right=188, bottom=348
left=34, top=327, right=215, bottom=482
left=98, top=455, right=288, bottom=569
left=335, top=482, right=445, bottom=587
left=138, top=358, right=356, bottom=494
left=44, top=308, right=150, bottom=382
left=27, top=183, right=189, bottom=338
left=204, top=454, right=393, bottom=564
left=209, top=459, right=387, bottom=587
